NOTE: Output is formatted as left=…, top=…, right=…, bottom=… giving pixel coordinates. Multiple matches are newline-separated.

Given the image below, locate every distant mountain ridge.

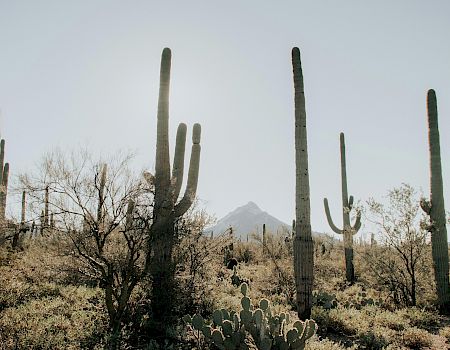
left=206, top=201, right=290, bottom=240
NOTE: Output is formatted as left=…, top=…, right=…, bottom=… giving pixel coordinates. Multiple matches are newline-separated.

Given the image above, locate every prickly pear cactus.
left=183, top=283, right=317, bottom=350
left=312, top=291, right=337, bottom=310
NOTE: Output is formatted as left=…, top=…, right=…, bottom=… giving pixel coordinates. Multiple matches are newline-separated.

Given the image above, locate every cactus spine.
left=148, top=48, right=202, bottom=331
left=420, top=89, right=450, bottom=313
left=292, top=47, right=314, bottom=319
left=0, top=139, right=9, bottom=229
left=324, top=132, right=361, bottom=283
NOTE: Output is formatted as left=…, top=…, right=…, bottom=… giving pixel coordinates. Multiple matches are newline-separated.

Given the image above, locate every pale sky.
left=1, top=1, right=449, bottom=236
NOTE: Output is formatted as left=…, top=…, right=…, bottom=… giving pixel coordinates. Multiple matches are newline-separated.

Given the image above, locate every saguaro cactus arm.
left=0, top=162, right=9, bottom=219
left=2, top=163, right=8, bottom=192
left=0, top=139, right=5, bottom=185
left=20, top=191, right=26, bottom=229
left=323, top=198, right=343, bottom=234
left=352, top=210, right=362, bottom=233
left=154, top=48, right=172, bottom=201
left=125, top=199, right=135, bottom=231
left=174, top=123, right=201, bottom=217
left=97, top=164, right=107, bottom=223
left=172, top=123, right=187, bottom=200
left=420, top=198, right=432, bottom=215
left=348, top=195, right=354, bottom=208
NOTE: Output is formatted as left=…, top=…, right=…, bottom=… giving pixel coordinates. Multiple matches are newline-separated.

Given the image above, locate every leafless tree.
left=19, top=148, right=153, bottom=349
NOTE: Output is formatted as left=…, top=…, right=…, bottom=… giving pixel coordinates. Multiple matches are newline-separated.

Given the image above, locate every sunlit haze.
left=1, top=1, right=449, bottom=237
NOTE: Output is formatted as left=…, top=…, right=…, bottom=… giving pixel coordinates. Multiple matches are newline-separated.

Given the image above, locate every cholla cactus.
left=184, top=283, right=317, bottom=350
left=323, top=133, right=361, bottom=283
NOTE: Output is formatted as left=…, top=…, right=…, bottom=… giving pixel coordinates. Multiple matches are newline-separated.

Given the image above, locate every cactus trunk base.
left=344, top=247, right=355, bottom=283
left=149, top=220, right=177, bottom=336
left=431, top=231, right=450, bottom=314
left=293, top=233, right=314, bottom=319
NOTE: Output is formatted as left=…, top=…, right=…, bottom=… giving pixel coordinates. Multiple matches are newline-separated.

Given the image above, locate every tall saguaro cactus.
left=420, top=89, right=450, bottom=313
left=97, top=164, right=107, bottom=233
left=147, top=48, right=202, bottom=331
left=262, top=223, right=267, bottom=254
left=12, top=191, right=26, bottom=249
left=324, top=133, right=361, bottom=283
left=292, top=47, right=314, bottom=319
left=0, top=139, right=10, bottom=227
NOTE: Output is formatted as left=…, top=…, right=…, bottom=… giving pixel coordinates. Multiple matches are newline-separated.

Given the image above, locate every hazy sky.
left=1, top=1, right=449, bottom=237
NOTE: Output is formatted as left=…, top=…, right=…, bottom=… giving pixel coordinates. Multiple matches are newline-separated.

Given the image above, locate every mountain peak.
left=207, top=201, right=289, bottom=239
left=245, top=201, right=259, bottom=208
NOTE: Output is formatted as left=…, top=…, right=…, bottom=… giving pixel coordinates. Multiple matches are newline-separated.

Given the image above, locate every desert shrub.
left=314, top=242, right=345, bottom=288
left=439, top=326, right=450, bottom=341
left=364, top=184, right=434, bottom=308
left=401, top=327, right=433, bottom=349
left=305, top=337, right=356, bottom=350
left=253, top=232, right=296, bottom=308
left=357, top=329, right=391, bottom=350
left=327, top=307, right=371, bottom=335
left=311, top=307, right=333, bottom=334
left=175, top=208, right=230, bottom=318
left=233, top=241, right=257, bottom=263
left=0, top=285, right=107, bottom=349
left=0, top=272, right=61, bottom=311
left=373, top=310, right=407, bottom=331
left=333, top=283, right=382, bottom=310
left=395, top=307, right=440, bottom=329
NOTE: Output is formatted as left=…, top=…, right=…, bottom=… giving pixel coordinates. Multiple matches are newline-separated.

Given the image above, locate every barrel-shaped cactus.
left=323, top=133, right=361, bottom=283
left=420, top=89, right=450, bottom=313
left=292, top=47, right=314, bottom=320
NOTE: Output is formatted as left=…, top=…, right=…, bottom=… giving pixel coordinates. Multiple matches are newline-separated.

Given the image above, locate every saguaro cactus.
left=0, top=139, right=10, bottom=227
left=12, top=191, right=26, bottom=249
left=41, top=185, right=50, bottom=233
left=97, top=164, right=107, bottom=233
left=262, top=223, right=267, bottom=254
left=147, top=48, right=202, bottom=331
left=324, top=133, right=361, bottom=283
left=292, top=47, right=314, bottom=319
left=420, top=89, right=450, bottom=313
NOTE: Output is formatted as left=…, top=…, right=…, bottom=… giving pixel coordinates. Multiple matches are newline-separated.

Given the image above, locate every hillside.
left=206, top=201, right=290, bottom=240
